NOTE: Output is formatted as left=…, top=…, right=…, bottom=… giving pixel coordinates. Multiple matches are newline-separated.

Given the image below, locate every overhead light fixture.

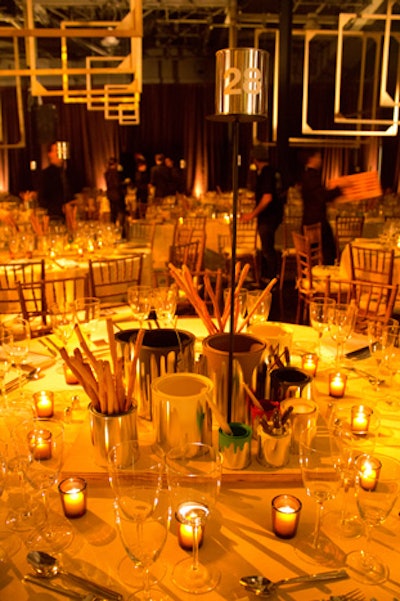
left=101, top=36, right=120, bottom=49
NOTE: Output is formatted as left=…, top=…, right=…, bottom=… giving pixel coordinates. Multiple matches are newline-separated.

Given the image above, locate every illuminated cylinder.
left=214, top=48, right=269, bottom=120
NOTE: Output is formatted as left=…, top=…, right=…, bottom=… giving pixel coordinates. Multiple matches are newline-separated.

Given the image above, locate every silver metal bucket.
left=151, top=373, right=213, bottom=451
left=115, top=328, right=196, bottom=421
left=89, top=404, right=137, bottom=468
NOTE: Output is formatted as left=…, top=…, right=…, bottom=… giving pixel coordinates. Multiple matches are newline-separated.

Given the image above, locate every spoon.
left=27, top=551, right=123, bottom=601
left=240, top=569, right=348, bottom=596
left=5, top=367, right=41, bottom=394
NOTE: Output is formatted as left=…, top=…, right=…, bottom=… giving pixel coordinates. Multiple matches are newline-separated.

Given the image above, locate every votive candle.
left=63, top=365, right=79, bottom=385
left=28, top=429, right=52, bottom=460
left=351, top=405, right=373, bottom=436
left=58, top=477, right=87, bottom=518
left=359, top=457, right=382, bottom=491
left=329, top=372, right=347, bottom=398
left=33, top=390, right=54, bottom=418
left=271, top=494, right=302, bottom=539
left=175, top=502, right=208, bottom=551
left=301, top=353, right=318, bottom=377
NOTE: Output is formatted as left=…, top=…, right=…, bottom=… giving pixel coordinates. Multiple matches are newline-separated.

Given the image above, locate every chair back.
left=335, top=215, right=364, bottom=260
left=126, top=219, right=156, bottom=249
left=349, top=243, right=394, bottom=285
left=89, top=254, right=144, bottom=305
left=170, top=240, right=201, bottom=273
left=44, top=274, right=90, bottom=308
left=303, top=222, right=323, bottom=265
left=0, top=260, right=45, bottom=317
left=17, top=281, right=49, bottom=335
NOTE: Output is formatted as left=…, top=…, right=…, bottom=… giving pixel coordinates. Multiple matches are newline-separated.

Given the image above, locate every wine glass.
left=14, top=417, right=73, bottom=551
left=309, top=297, right=336, bottom=357
left=127, top=285, right=152, bottom=329
left=74, top=296, right=100, bottom=345
left=166, top=442, right=222, bottom=594
left=346, top=453, right=400, bottom=584
left=246, top=290, right=272, bottom=325
left=1, top=317, right=30, bottom=398
left=152, top=285, right=178, bottom=328
left=49, top=302, right=76, bottom=347
left=329, top=302, right=357, bottom=368
left=297, top=426, right=343, bottom=565
left=108, top=441, right=168, bottom=600
left=367, top=318, right=399, bottom=392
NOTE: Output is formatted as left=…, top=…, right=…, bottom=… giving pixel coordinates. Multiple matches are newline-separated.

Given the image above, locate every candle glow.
left=271, top=494, right=302, bottom=539
left=176, top=502, right=208, bottom=551
left=58, top=477, right=87, bottom=518
left=329, top=372, right=347, bottom=398
left=33, top=391, right=54, bottom=418
left=351, top=405, right=373, bottom=435
left=301, top=353, right=318, bottom=377
left=359, top=457, right=382, bottom=491
left=28, top=429, right=52, bottom=460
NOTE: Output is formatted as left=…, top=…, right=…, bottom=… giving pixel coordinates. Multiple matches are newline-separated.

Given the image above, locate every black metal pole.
left=227, top=117, right=240, bottom=424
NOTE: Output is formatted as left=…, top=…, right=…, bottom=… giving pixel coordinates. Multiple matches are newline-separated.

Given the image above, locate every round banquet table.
left=1, top=316, right=400, bottom=601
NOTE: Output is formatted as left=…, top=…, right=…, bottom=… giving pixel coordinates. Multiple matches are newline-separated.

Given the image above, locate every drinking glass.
left=246, top=290, right=272, bottom=325
left=152, top=285, right=178, bottom=327
left=309, top=297, right=336, bottom=357
left=108, top=441, right=168, bottom=600
left=329, top=303, right=357, bottom=368
left=297, top=427, right=342, bottom=565
left=74, top=297, right=100, bottom=344
left=49, top=302, right=76, bottom=347
left=1, top=318, right=30, bottom=397
left=114, top=497, right=169, bottom=601
left=127, top=285, right=152, bottom=329
left=166, top=442, right=222, bottom=594
left=346, top=453, right=400, bottom=584
left=14, top=418, right=73, bottom=551
left=367, top=318, right=399, bottom=392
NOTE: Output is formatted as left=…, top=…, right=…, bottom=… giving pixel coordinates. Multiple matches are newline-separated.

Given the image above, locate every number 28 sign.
left=215, top=48, right=268, bottom=120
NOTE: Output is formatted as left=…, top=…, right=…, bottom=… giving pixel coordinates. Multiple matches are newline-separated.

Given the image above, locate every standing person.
left=165, top=156, right=184, bottom=197
left=301, top=149, right=342, bottom=265
left=150, top=153, right=170, bottom=201
left=241, top=145, right=284, bottom=282
left=38, top=141, right=77, bottom=223
left=134, top=157, right=150, bottom=218
left=104, top=157, right=125, bottom=226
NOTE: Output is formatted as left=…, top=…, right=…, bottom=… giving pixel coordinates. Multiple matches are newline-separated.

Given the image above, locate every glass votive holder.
left=58, top=477, right=87, bottom=518
left=33, top=390, right=54, bottom=418
left=328, top=372, right=348, bottom=398
left=358, top=456, right=382, bottom=491
left=175, top=502, right=207, bottom=551
left=301, top=353, right=318, bottom=377
left=63, top=364, right=79, bottom=385
left=351, top=405, right=373, bottom=436
left=28, top=428, right=52, bottom=460
left=271, top=494, right=302, bottom=539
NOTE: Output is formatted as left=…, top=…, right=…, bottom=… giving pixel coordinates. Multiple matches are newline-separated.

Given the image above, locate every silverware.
left=240, top=569, right=348, bottom=596
left=23, top=574, right=93, bottom=600
left=5, top=367, right=41, bottom=394
left=27, top=551, right=123, bottom=601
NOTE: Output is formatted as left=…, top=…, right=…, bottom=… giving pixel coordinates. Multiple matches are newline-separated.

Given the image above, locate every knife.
left=23, top=575, right=93, bottom=600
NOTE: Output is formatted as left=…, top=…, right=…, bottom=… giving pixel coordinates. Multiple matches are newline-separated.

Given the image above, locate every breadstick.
left=126, top=328, right=145, bottom=410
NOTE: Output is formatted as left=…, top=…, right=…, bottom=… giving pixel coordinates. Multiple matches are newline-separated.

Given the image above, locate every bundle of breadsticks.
left=59, top=319, right=144, bottom=415
left=168, top=262, right=277, bottom=334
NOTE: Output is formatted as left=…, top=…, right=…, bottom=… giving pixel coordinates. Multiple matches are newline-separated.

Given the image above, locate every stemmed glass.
left=152, top=285, right=178, bottom=328
left=309, top=297, right=336, bottom=357
left=74, top=297, right=100, bottom=345
left=166, top=442, right=222, bottom=594
left=367, top=318, right=399, bottom=392
left=127, top=286, right=152, bottom=329
left=108, top=441, right=168, bottom=600
left=49, top=302, right=76, bottom=347
left=1, top=317, right=30, bottom=397
left=14, top=417, right=73, bottom=551
left=346, top=453, right=400, bottom=584
left=246, top=290, right=272, bottom=325
left=297, top=427, right=342, bottom=565
left=329, top=303, right=357, bottom=368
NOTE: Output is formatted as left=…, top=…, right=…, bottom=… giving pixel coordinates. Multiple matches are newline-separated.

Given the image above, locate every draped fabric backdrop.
left=0, top=84, right=398, bottom=200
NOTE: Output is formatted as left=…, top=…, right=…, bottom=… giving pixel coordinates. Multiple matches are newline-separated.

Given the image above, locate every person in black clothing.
left=134, top=158, right=150, bottom=218
left=38, top=141, right=76, bottom=222
left=150, top=153, right=170, bottom=201
left=301, top=149, right=342, bottom=265
left=241, top=145, right=284, bottom=281
left=104, top=156, right=125, bottom=225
